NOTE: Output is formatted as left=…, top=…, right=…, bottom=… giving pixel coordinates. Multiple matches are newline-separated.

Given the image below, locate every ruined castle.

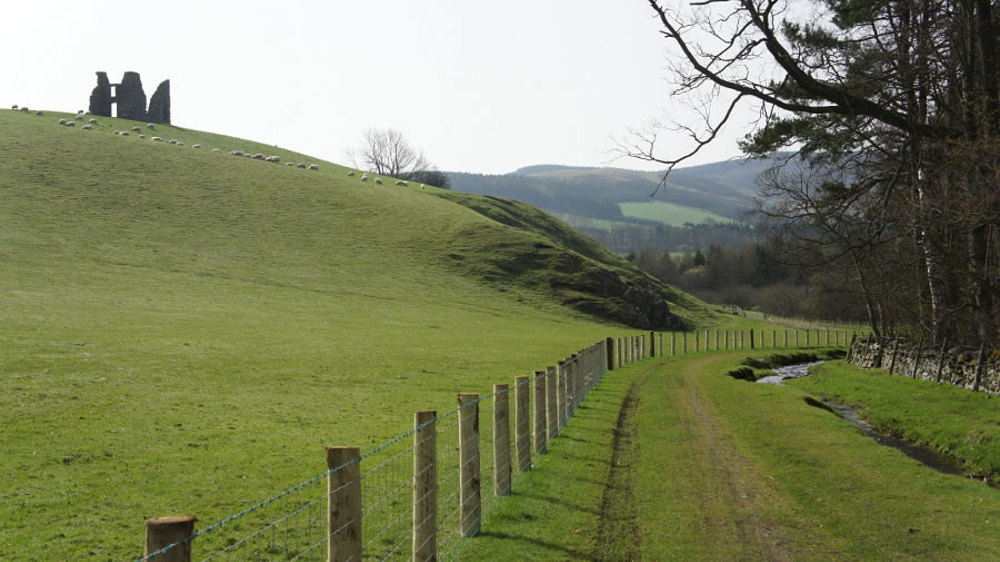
left=89, top=71, right=170, bottom=124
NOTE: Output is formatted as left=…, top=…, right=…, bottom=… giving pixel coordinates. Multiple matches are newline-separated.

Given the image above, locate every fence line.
left=139, top=329, right=850, bottom=561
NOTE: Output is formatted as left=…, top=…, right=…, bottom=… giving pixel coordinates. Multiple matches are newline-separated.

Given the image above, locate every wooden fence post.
left=784, top=330, right=788, bottom=348
left=571, top=354, right=581, bottom=410
left=935, top=340, right=948, bottom=383
left=740, top=330, right=745, bottom=349
left=649, top=331, right=655, bottom=357
left=533, top=372, right=546, bottom=454
left=695, top=330, right=700, bottom=353
left=606, top=337, right=616, bottom=370
left=973, top=345, right=986, bottom=392
left=772, top=330, right=776, bottom=348
left=558, top=361, right=569, bottom=428
left=545, top=366, right=558, bottom=439
left=715, top=330, right=720, bottom=351
left=617, top=337, right=623, bottom=367
left=887, top=336, right=901, bottom=374
left=659, top=333, right=663, bottom=357
left=683, top=332, right=688, bottom=354
left=514, top=377, right=531, bottom=472
left=795, top=330, right=799, bottom=348
left=912, top=336, right=925, bottom=379
left=750, top=330, right=755, bottom=349
left=145, top=516, right=196, bottom=562
left=327, top=446, right=361, bottom=562
left=457, top=393, right=481, bottom=537
left=493, top=384, right=511, bottom=496
left=671, top=332, right=677, bottom=355
left=413, top=410, right=437, bottom=561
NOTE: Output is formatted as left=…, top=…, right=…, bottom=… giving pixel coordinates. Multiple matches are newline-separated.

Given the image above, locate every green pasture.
left=0, top=109, right=697, bottom=559
left=618, top=200, right=732, bottom=227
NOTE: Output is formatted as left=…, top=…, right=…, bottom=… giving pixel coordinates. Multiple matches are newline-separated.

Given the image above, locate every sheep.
left=229, top=150, right=243, bottom=156
left=58, top=119, right=67, bottom=125
left=176, top=142, right=185, bottom=146
left=11, top=104, right=17, bottom=109
left=192, top=144, right=201, bottom=149
left=308, top=164, right=319, bottom=170
left=74, top=115, right=84, bottom=121
left=147, top=124, right=156, bottom=129
left=89, top=118, right=97, bottom=124
left=243, top=153, right=253, bottom=158
left=420, top=184, right=426, bottom=189
left=361, top=173, right=369, bottom=182
left=296, top=162, right=307, bottom=168
left=266, top=155, right=280, bottom=163
left=65, top=121, right=75, bottom=127
left=19, top=107, right=28, bottom=112
left=374, top=177, right=383, bottom=185
left=169, top=139, right=179, bottom=145
left=212, top=148, right=221, bottom=153
left=395, top=180, right=408, bottom=186
left=139, top=134, right=146, bottom=139
left=120, top=131, right=129, bottom=136
left=286, top=162, right=294, bottom=166
left=35, top=110, right=43, bottom=116
left=252, top=153, right=265, bottom=160
left=347, top=171, right=356, bottom=177
left=152, top=136, right=164, bottom=142
left=77, top=110, right=84, bottom=114
left=82, top=124, right=93, bottom=130
left=131, top=126, right=141, bottom=132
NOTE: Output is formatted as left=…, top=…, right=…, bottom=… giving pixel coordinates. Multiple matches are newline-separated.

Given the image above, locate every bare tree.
left=347, top=128, right=450, bottom=188
left=623, top=0, right=1000, bottom=347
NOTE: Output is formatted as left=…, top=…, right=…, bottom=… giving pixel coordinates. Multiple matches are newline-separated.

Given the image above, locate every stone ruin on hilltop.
left=89, top=71, right=170, bottom=124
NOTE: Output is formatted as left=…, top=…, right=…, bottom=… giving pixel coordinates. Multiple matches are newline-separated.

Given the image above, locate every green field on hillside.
left=0, top=109, right=704, bottom=559
left=618, top=200, right=733, bottom=226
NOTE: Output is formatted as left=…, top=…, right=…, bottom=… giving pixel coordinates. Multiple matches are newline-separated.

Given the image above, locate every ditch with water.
left=757, top=362, right=967, bottom=478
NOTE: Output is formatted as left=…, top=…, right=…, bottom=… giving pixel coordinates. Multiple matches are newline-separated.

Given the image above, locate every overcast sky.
left=2, top=1, right=750, bottom=174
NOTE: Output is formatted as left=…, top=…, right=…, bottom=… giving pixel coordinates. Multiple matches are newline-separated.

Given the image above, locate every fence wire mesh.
left=139, top=341, right=613, bottom=562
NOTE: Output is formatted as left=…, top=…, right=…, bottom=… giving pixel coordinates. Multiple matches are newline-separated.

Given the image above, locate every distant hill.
left=448, top=155, right=797, bottom=230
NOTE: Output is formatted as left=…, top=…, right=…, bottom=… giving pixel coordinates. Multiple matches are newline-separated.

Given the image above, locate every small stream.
left=756, top=361, right=967, bottom=478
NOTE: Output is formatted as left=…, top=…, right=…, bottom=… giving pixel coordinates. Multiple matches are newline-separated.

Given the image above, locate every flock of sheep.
left=12, top=105, right=424, bottom=187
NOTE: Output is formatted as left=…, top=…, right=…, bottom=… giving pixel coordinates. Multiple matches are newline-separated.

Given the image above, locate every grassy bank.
left=789, top=361, right=1000, bottom=479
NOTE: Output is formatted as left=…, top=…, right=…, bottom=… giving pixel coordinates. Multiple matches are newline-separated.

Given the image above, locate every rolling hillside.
left=0, top=109, right=709, bottom=558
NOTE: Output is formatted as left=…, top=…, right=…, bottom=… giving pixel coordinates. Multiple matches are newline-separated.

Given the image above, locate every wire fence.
left=138, top=337, right=617, bottom=562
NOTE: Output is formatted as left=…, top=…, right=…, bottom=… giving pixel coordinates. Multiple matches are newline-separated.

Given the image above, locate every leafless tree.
left=623, top=0, right=1000, bottom=346
left=348, top=128, right=431, bottom=178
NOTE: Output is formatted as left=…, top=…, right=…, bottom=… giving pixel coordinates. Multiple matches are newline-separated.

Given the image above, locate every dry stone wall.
left=847, top=336, right=1000, bottom=393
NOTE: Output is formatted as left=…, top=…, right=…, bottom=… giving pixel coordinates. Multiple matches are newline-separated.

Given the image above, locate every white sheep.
left=139, top=134, right=146, bottom=139
left=74, top=115, right=83, bottom=120
left=395, top=180, right=408, bottom=186
left=177, top=142, right=185, bottom=146
left=309, top=164, right=319, bottom=170
left=58, top=119, right=67, bottom=125
left=361, top=173, right=369, bottom=182
left=253, top=153, right=265, bottom=160
left=347, top=171, right=356, bottom=177
left=77, top=110, right=84, bottom=114
left=285, top=162, right=294, bottom=166
left=131, top=126, right=141, bottom=132
left=230, top=150, right=243, bottom=156
left=192, top=144, right=201, bottom=149
left=65, top=121, right=75, bottom=127
left=296, top=162, right=307, bottom=168
left=35, top=110, right=43, bottom=116
left=420, top=184, right=425, bottom=189
left=11, top=104, right=17, bottom=109
left=147, top=124, right=156, bottom=129
left=212, top=148, right=221, bottom=153
left=152, top=136, right=164, bottom=142
left=266, top=155, right=280, bottom=162
left=374, top=177, right=383, bottom=184
left=82, top=124, right=93, bottom=130
left=120, top=131, right=129, bottom=136
left=89, top=118, right=97, bottom=124
left=19, top=107, right=28, bottom=112
left=169, top=139, right=179, bottom=145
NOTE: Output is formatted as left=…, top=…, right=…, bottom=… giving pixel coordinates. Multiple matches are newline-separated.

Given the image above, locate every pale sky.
left=2, top=1, right=750, bottom=174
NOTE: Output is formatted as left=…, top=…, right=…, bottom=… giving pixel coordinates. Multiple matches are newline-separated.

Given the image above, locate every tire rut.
left=594, top=380, right=642, bottom=561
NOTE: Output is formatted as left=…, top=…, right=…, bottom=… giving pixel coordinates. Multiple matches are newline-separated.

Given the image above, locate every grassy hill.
left=0, top=109, right=709, bottom=558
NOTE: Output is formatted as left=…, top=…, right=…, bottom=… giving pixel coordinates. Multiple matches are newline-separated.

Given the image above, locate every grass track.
left=464, top=350, right=1000, bottom=560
